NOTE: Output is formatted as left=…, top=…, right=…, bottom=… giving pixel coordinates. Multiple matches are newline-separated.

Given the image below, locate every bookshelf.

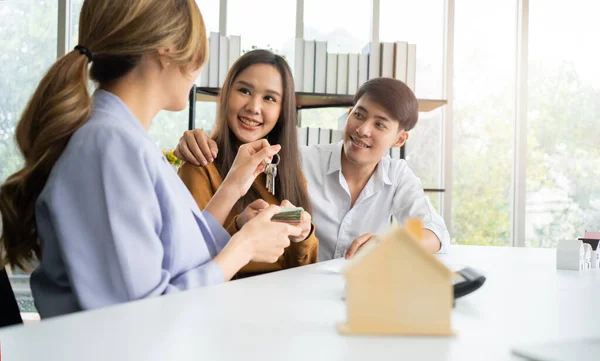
left=186, top=86, right=445, bottom=197
left=188, top=86, right=447, bottom=129
left=187, top=35, right=446, bottom=200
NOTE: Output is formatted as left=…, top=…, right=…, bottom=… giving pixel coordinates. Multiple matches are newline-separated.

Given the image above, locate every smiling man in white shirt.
left=175, top=77, right=450, bottom=262
left=301, top=78, right=449, bottom=260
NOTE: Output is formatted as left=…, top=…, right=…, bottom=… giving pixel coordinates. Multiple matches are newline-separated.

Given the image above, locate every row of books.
left=197, top=32, right=241, bottom=88
left=197, top=33, right=417, bottom=97
left=294, top=39, right=417, bottom=95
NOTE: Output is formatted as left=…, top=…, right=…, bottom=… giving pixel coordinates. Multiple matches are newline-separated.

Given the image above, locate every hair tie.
left=74, top=45, right=93, bottom=63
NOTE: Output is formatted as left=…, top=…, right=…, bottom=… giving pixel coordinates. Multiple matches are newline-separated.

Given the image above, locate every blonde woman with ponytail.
left=0, top=0, right=302, bottom=319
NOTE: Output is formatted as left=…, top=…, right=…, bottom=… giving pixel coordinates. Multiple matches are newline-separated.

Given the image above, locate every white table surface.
left=1, top=245, right=599, bottom=361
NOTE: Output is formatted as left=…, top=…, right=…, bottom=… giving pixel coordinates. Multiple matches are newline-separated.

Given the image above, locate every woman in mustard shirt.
left=178, top=50, right=319, bottom=278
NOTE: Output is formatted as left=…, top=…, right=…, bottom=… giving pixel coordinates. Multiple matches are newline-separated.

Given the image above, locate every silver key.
left=264, top=154, right=280, bottom=196
left=268, top=164, right=278, bottom=195
left=266, top=164, right=276, bottom=195
left=265, top=164, right=270, bottom=192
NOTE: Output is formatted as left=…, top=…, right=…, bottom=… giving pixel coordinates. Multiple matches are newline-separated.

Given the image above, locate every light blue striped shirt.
left=31, top=90, right=230, bottom=318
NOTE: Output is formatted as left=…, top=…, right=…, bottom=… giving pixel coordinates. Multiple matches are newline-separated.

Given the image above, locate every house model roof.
left=342, top=225, right=451, bottom=278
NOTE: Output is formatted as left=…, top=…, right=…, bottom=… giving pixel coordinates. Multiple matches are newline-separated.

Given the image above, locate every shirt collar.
left=326, top=141, right=344, bottom=175
left=376, top=155, right=393, bottom=186
left=327, top=140, right=393, bottom=186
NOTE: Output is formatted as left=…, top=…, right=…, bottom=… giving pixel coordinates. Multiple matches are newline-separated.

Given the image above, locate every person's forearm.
left=212, top=237, right=250, bottom=281
left=205, top=183, right=240, bottom=225
left=422, top=229, right=442, bottom=253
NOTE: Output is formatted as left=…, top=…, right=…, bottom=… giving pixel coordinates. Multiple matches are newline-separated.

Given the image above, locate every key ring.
left=263, top=153, right=280, bottom=166
left=271, top=153, right=280, bottom=166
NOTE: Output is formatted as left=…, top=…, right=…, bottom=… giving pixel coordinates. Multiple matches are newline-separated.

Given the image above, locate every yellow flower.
left=162, top=149, right=182, bottom=167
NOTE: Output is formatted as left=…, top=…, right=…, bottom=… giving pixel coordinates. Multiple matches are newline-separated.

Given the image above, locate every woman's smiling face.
left=226, top=63, right=283, bottom=143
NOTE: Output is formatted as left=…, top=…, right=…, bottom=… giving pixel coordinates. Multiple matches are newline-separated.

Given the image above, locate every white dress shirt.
left=301, top=141, right=450, bottom=262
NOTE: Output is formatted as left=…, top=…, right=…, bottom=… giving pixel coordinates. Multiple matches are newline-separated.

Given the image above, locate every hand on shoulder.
left=174, top=129, right=218, bottom=166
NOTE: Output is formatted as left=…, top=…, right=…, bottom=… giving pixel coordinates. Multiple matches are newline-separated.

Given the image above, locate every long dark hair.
left=211, top=49, right=311, bottom=214
left=0, top=0, right=208, bottom=270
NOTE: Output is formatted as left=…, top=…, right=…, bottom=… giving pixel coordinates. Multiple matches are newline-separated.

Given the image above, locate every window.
left=452, top=1, right=517, bottom=246
left=299, top=108, right=348, bottom=130
left=191, top=1, right=220, bottom=135
left=526, top=0, right=600, bottom=247
left=299, top=0, right=372, bottom=129
left=380, top=0, right=444, bottom=100
left=0, top=0, right=59, bottom=313
left=197, top=0, right=220, bottom=36
left=72, top=0, right=220, bottom=147
left=380, top=0, right=445, bottom=198
left=223, top=0, right=297, bottom=134
left=304, top=0, right=370, bottom=54
left=227, top=0, right=293, bottom=122
left=71, top=0, right=84, bottom=48
left=1, top=0, right=58, bottom=183
left=72, top=0, right=220, bottom=47
left=227, top=0, right=295, bottom=58
left=406, top=109, right=443, bottom=190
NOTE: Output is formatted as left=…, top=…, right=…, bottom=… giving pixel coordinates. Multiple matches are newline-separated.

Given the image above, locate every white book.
left=294, top=38, right=304, bottom=92
left=302, top=40, right=315, bottom=93
left=196, top=32, right=211, bottom=85
left=218, top=35, right=229, bottom=87
left=228, top=35, right=241, bottom=70
left=358, top=53, right=368, bottom=88
left=314, top=41, right=327, bottom=93
left=198, top=63, right=209, bottom=86
left=318, top=128, right=331, bottom=145
left=297, top=126, right=308, bottom=146
left=331, top=129, right=343, bottom=143
left=208, top=32, right=220, bottom=88
left=336, top=53, right=348, bottom=95
left=347, top=53, right=359, bottom=95
left=362, top=42, right=380, bottom=80
left=406, top=43, right=417, bottom=92
left=326, top=53, right=337, bottom=94
left=394, top=41, right=408, bottom=83
left=380, top=42, right=395, bottom=78
left=307, top=127, right=319, bottom=146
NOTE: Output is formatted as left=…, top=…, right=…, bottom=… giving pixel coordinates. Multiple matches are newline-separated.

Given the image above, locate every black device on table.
left=452, top=267, right=486, bottom=299
left=340, top=266, right=486, bottom=302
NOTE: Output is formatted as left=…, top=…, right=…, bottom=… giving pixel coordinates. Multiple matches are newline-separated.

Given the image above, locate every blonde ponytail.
left=0, top=51, right=91, bottom=270
left=1, top=0, right=208, bottom=270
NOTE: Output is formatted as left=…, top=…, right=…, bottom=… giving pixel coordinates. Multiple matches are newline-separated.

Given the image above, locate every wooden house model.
left=337, top=221, right=453, bottom=336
